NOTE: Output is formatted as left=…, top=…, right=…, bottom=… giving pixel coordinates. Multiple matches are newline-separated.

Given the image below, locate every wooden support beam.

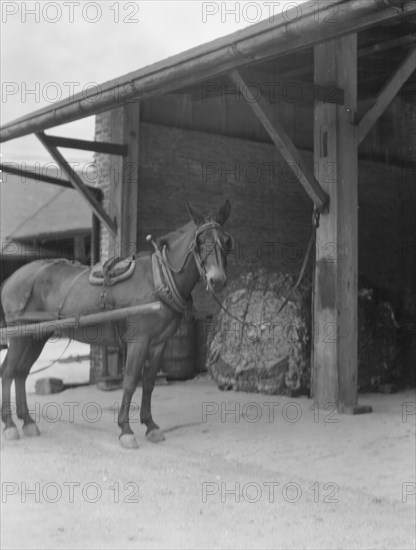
left=229, top=69, right=329, bottom=212
left=358, top=33, right=416, bottom=58
left=43, top=135, right=128, bottom=156
left=121, top=103, right=140, bottom=257
left=36, top=132, right=117, bottom=236
left=275, top=34, right=416, bottom=82
left=242, top=68, right=344, bottom=105
left=313, top=34, right=370, bottom=414
left=0, top=163, right=103, bottom=200
left=1, top=163, right=73, bottom=189
left=357, top=47, right=416, bottom=144
left=105, top=105, right=140, bottom=259
left=90, top=213, right=100, bottom=266
left=192, top=69, right=344, bottom=105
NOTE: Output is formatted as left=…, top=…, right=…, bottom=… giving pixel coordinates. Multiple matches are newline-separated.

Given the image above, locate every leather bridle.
left=189, top=221, right=234, bottom=290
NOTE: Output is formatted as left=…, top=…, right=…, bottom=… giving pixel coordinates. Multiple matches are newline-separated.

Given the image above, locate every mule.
left=1, top=200, right=232, bottom=448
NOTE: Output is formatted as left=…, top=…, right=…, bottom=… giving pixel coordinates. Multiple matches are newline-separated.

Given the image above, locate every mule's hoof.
left=146, top=429, right=165, bottom=443
left=3, top=427, right=20, bottom=440
left=119, top=434, right=139, bottom=449
left=23, top=423, right=40, bottom=437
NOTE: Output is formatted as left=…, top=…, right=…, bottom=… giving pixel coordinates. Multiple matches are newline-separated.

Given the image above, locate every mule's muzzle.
left=207, top=273, right=227, bottom=293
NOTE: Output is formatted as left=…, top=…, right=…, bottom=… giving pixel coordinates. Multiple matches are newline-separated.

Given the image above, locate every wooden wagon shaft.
left=0, top=302, right=162, bottom=339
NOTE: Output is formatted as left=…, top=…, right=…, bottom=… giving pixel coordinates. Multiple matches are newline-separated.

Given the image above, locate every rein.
left=28, top=339, right=72, bottom=376
left=212, top=209, right=320, bottom=326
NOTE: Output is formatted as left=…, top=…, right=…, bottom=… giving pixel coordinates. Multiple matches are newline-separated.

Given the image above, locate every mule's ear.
left=187, top=201, right=204, bottom=226
left=216, top=200, right=231, bottom=225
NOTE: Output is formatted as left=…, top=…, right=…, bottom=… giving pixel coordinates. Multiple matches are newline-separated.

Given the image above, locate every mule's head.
left=187, top=200, right=233, bottom=293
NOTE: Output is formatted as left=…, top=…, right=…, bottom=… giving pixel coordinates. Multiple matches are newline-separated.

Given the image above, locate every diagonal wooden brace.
left=357, top=46, right=416, bottom=144
left=229, top=69, right=329, bottom=212
left=36, top=131, right=117, bottom=236
left=41, top=135, right=128, bottom=156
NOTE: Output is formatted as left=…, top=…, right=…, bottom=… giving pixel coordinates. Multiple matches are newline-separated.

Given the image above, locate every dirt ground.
left=0, top=341, right=415, bottom=550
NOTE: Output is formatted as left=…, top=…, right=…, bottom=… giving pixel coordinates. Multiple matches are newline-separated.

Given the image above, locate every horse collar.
left=151, top=252, right=192, bottom=316
left=150, top=221, right=230, bottom=314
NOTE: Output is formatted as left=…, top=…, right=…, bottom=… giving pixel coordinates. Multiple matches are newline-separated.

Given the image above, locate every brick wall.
left=90, top=112, right=415, bottom=379
left=93, top=108, right=126, bottom=262
left=136, top=121, right=312, bottom=315
left=136, top=121, right=413, bottom=317
left=94, top=111, right=113, bottom=263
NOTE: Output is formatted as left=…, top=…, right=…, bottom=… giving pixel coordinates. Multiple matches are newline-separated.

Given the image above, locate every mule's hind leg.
left=1, top=337, right=48, bottom=439
left=118, top=338, right=149, bottom=449
left=1, top=352, right=20, bottom=440
left=141, top=341, right=166, bottom=443
left=14, top=337, right=49, bottom=437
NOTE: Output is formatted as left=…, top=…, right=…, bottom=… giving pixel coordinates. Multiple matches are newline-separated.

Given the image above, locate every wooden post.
left=313, top=35, right=372, bottom=414
left=108, top=103, right=139, bottom=259
left=90, top=214, right=100, bottom=266
left=73, top=234, right=87, bottom=263
left=119, top=102, right=140, bottom=378
left=104, top=103, right=140, bottom=383
left=121, top=102, right=140, bottom=258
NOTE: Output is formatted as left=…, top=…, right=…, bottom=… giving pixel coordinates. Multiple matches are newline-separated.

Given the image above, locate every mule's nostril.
left=209, top=277, right=226, bottom=293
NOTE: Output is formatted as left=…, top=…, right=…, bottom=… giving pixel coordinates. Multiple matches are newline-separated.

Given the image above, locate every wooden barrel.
left=195, top=315, right=213, bottom=373
left=162, top=316, right=196, bottom=380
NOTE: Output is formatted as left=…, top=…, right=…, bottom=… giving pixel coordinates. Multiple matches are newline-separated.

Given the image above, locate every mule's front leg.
left=141, top=341, right=167, bottom=443
left=2, top=372, right=19, bottom=440
left=118, top=338, right=149, bottom=449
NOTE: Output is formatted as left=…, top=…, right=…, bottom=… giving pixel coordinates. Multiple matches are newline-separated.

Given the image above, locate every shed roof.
left=1, top=0, right=414, bottom=142
left=1, top=173, right=91, bottom=245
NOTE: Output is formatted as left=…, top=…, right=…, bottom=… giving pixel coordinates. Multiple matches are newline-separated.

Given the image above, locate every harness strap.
left=12, top=262, right=53, bottom=320
left=8, top=260, right=74, bottom=322
left=152, top=251, right=191, bottom=315
left=56, top=267, right=90, bottom=317
left=28, top=339, right=72, bottom=376
left=191, top=246, right=206, bottom=284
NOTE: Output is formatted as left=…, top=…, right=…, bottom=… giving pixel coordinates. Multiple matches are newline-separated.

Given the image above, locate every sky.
left=1, top=0, right=308, bottom=163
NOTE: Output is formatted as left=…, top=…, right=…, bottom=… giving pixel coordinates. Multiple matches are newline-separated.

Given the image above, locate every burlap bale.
left=207, top=270, right=399, bottom=395
left=207, top=270, right=311, bottom=395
